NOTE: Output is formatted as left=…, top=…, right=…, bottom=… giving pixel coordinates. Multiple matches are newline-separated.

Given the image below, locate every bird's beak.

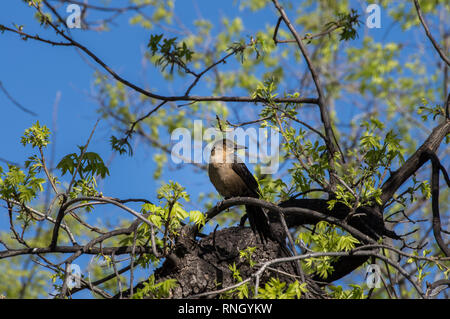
left=234, top=144, right=247, bottom=150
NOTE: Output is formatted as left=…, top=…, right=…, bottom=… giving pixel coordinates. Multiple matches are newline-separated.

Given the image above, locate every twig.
left=0, top=24, right=71, bottom=46
left=184, top=47, right=242, bottom=96
left=413, top=0, right=450, bottom=66
left=274, top=111, right=328, bottom=190
left=39, top=146, right=58, bottom=194
left=49, top=195, right=157, bottom=251
left=271, top=0, right=342, bottom=191
left=0, top=81, right=37, bottom=116
left=189, top=249, right=426, bottom=298
left=111, top=252, right=123, bottom=298
left=5, top=5, right=317, bottom=106
left=129, top=230, right=138, bottom=298
left=125, top=101, right=167, bottom=138
left=66, top=119, right=100, bottom=194
left=273, top=17, right=343, bottom=45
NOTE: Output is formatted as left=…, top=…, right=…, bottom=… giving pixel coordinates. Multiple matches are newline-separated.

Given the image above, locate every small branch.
left=68, top=211, right=105, bottom=234
left=184, top=47, right=242, bottom=96
left=162, top=200, right=175, bottom=255
left=22, top=4, right=317, bottom=106
left=271, top=0, right=341, bottom=190
left=66, top=119, right=100, bottom=194
left=226, top=116, right=272, bottom=128
left=273, top=17, right=343, bottom=45
left=49, top=196, right=157, bottom=251
left=70, top=261, right=134, bottom=296
left=216, top=115, right=225, bottom=132
left=129, top=230, right=138, bottom=298
left=125, top=101, right=168, bottom=138
left=0, top=24, right=72, bottom=46
left=274, top=106, right=328, bottom=142
left=4, top=197, right=77, bottom=244
left=0, top=81, right=38, bottom=116
left=189, top=248, right=426, bottom=299
left=0, top=244, right=155, bottom=260
left=413, top=0, right=450, bottom=66
left=111, top=252, right=123, bottom=298
left=276, top=208, right=306, bottom=284
left=39, top=147, right=58, bottom=194
left=274, top=112, right=328, bottom=190
left=58, top=217, right=150, bottom=297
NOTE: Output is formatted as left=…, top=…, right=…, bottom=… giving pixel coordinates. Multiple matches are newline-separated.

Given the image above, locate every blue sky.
left=0, top=1, right=416, bottom=200
left=0, top=0, right=445, bottom=298
left=0, top=0, right=280, bottom=298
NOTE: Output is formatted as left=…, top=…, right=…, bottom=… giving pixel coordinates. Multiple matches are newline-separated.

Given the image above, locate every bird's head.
left=211, top=138, right=246, bottom=154
left=210, top=138, right=246, bottom=163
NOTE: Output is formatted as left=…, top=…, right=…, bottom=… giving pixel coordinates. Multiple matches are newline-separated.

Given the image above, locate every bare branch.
left=413, top=0, right=450, bottom=66
left=0, top=81, right=37, bottom=116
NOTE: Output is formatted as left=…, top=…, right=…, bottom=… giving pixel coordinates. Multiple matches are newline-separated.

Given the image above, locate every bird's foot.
left=216, top=199, right=225, bottom=208
left=216, top=196, right=231, bottom=209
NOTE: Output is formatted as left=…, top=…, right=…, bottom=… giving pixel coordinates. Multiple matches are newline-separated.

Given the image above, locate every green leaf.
left=21, top=121, right=50, bottom=148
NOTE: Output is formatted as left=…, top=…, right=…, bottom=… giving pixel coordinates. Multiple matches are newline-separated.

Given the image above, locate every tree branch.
left=17, top=4, right=317, bottom=106
left=413, top=0, right=450, bottom=66
left=380, top=120, right=450, bottom=204
left=271, top=0, right=342, bottom=190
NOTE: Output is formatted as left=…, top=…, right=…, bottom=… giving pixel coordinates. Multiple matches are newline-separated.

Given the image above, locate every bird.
left=207, top=138, right=272, bottom=242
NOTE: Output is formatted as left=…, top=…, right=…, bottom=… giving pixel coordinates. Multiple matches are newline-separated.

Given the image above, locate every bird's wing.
left=231, top=162, right=261, bottom=197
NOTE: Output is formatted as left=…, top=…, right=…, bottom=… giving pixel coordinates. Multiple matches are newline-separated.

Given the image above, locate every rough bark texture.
left=159, top=226, right=298, bottom=298
left=119, top=225, right=307, bottom=298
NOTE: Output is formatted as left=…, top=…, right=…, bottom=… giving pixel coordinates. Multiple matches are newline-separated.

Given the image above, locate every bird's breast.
left=208, top=163, right=248, bottom=198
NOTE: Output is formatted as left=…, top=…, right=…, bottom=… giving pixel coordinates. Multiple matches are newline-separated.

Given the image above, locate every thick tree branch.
left=203, top=197, right=381, bottom=245
left=380, top=120, right=450, bottom=205
left=429, top=151, right=450, bottom=256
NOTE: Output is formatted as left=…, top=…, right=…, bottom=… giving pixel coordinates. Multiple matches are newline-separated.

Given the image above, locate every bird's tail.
left=245, top=205, right=272, bottom=243
left=245, top=206, right=299, bottom=273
